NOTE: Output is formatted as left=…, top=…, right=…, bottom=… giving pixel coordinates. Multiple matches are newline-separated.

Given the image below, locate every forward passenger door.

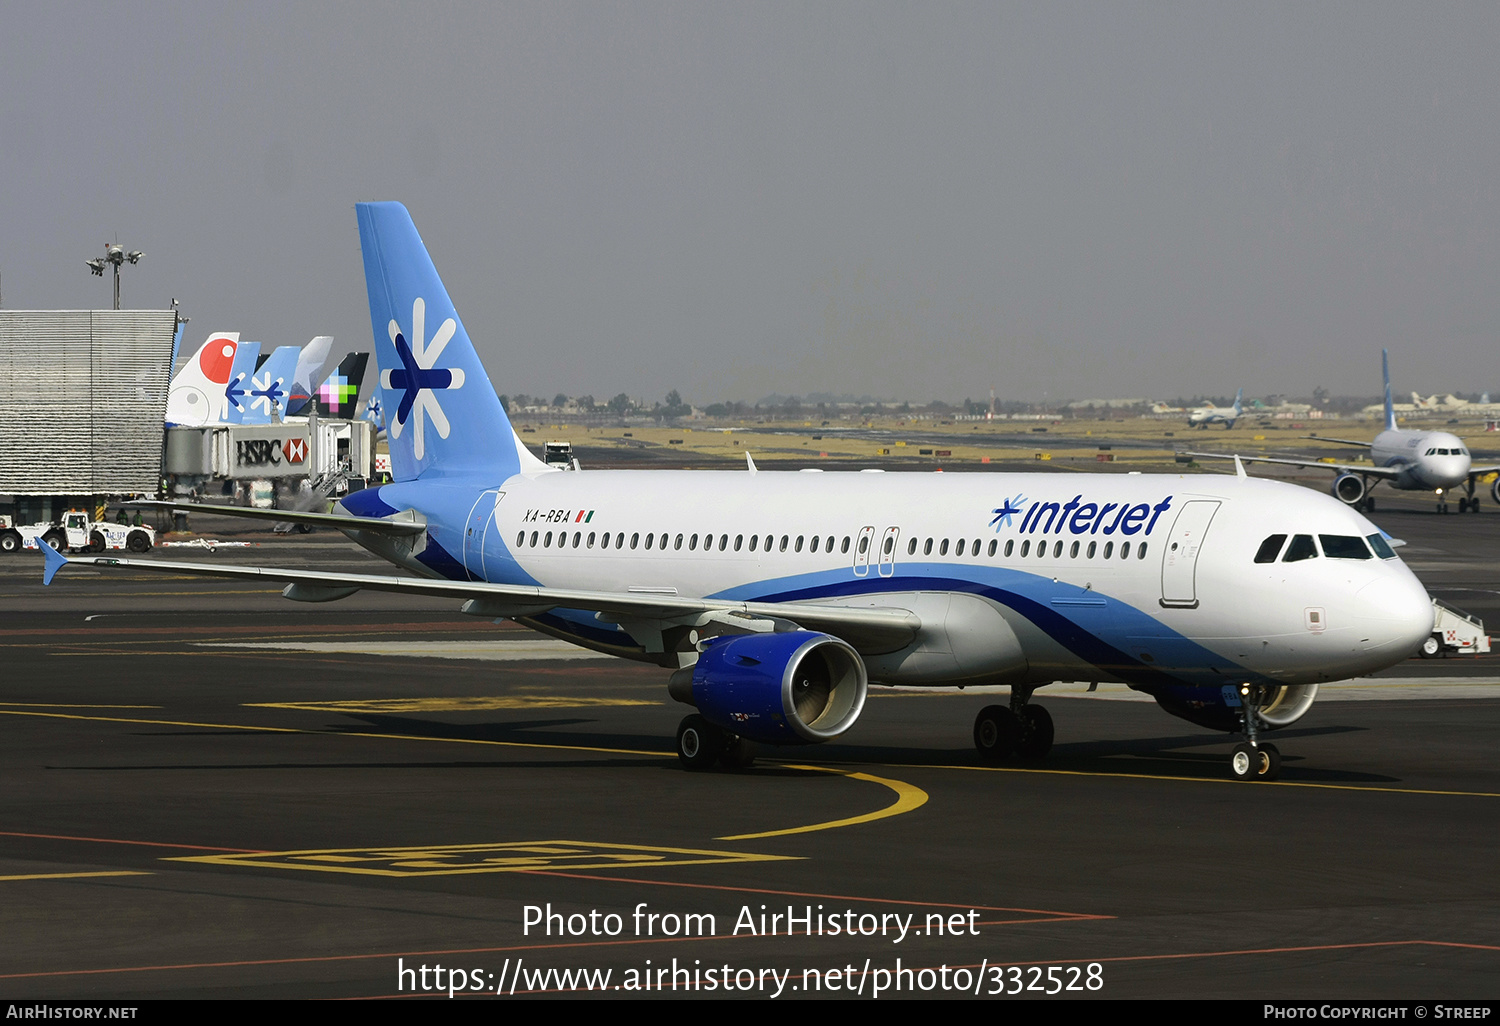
left=1160, top=500, right=1220, bottom=608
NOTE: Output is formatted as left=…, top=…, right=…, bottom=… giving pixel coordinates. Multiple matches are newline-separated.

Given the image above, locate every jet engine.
left=1150, top=682, right=1319, bottom=733
left=1491, top=477, right=1500, bottom=506
left=1332, top=473, right=1367, bottom=506
left=689, top=631, right=867, bottom=745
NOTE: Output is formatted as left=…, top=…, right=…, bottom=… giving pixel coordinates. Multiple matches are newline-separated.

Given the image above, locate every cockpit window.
left=1254, top=534, right=1287, bottom=563
left=1366, top=533, right=1397, bottom=559
left=1320, top=535, right=1372, bottom=559
left=1282, top=534, right=1318, bottom=562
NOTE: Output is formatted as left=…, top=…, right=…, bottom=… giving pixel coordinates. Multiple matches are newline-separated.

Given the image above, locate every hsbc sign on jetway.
left=226, top=424, right=311, bottom=478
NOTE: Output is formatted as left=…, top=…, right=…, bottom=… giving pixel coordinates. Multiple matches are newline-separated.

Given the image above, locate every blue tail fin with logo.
left=221, top=342, right=262, bottom=424
left=356, top=202, right=545, bottom=482
left=1382, top=349, right=1397, bottom=431
left=245, top=345, right=301, bottom=424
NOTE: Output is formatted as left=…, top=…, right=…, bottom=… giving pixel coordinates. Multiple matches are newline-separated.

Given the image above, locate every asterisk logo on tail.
left=381, top=297, right=466, bottom=460
left=249, top=371, right=287, bottom=417
left=990, top=493, right=1028, bottom=530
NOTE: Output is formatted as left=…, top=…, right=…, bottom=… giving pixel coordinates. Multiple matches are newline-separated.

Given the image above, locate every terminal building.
left=0, top=309, right=179, bottom=525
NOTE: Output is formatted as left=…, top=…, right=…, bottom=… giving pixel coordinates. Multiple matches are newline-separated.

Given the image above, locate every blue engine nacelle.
left=691, top=631, right=868, bottom=746
left=1149, top=682, right=1320, bottom=733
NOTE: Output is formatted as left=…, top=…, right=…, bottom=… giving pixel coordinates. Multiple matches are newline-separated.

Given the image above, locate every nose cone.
left=1435, top=456, right=1469, bottom=485
left=1354, top=573, right=1434, bottom=660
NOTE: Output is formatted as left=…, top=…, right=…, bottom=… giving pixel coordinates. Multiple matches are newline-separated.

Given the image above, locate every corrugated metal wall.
left=0, top=310, right=176, bottom=495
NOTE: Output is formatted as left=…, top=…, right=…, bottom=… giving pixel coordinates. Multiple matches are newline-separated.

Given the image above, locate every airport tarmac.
left=0, top=479, right=1497, bottom=999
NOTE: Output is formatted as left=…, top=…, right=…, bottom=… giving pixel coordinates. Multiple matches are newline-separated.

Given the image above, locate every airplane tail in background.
left=313, top=353, right=370, bottom=418
left=1383, top=349, right=1397, bottom=431
left=221, top=342, right=263, bottom=424
left=1232, top=388, right=1243, bottom=415
left=356, top=201, right=547, bottom=482
left=285, top=335, right=335, bottom=415
left=165, top=332, right=240, bottom=427
left=243, top=345, right=300, bottom=423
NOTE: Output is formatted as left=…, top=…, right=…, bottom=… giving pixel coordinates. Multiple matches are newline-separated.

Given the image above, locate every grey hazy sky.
left=3, top=2, right=1498, bottom=403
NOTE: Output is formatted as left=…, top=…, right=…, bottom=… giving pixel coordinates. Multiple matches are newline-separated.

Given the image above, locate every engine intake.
left=1151, top=682, right=1319, bottom=732
left=1332, top=473, right=1367, bottom=506
left=691, top=631, right=867, bottom=745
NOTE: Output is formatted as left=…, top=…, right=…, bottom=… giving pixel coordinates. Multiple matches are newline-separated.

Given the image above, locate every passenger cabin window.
left=1282, top=534, right=1317, bottom=562
left=1367, top=533, right=1396, bottom=559
left=1320, top=535, right=1372, bottom=560
left=988, top=540, right=998, bottom=557
left=939, top=539, right=949, bottom=556
left=1254, top=534, right=1287, bottom=563
left=842, top=537, right=851, bottom=553
left=1005, top=540, right=1014, bottom=557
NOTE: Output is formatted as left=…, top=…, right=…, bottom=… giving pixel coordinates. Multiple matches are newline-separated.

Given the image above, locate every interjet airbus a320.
left=42, top=203, right=1435, bottom=781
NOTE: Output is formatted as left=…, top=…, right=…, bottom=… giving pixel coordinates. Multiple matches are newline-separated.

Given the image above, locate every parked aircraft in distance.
left=1187, top=389, right=1243, bottom=428
left=286, top=335, right=335, bottom=415
left=311, top=353, right=370, bottom=419
left=1187, top=352, right=1500, bottom=514
left=43, top=203, right=1435, bottom=782
left=165, top=333, right=367, bottom=427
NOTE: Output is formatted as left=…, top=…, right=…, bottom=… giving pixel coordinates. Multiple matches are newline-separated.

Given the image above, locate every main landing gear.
left=676, top=714, right=756, bottom=771
left=973, top=686, right=1054, bottom=764
left=1456, top=479, right=1482, bottom=514
left=1229, top=683, right=1281, bottom=781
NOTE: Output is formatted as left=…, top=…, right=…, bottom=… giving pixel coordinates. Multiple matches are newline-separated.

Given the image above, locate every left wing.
left=40, top=547, right=921, bottom=655
left=137, top=499, right=427, bottom=536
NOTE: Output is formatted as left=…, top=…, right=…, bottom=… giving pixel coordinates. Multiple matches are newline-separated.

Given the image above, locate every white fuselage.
left=1370, top=428, right=1470, bottom=492
left=360, top=470, right=1433, bottom=692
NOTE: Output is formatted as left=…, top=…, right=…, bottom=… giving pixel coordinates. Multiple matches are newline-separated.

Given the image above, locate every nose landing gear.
left=1230, top=683, right=1282, bottom=781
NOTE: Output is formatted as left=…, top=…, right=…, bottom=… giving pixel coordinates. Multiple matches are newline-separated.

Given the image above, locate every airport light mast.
left=84, top=243, right=143, bottom=310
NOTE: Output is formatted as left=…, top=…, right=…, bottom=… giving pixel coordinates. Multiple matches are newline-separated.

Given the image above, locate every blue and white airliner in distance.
left=1186, top=351, right=1500, bottom=514
left=43, top=202, right=1435, bottom=782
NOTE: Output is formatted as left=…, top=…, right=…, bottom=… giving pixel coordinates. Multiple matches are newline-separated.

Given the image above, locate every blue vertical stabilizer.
left=245, top=346, right=300, bottom=423
left=356, top=202, right=543, bottom=482
left=221, top=342, right=262, bottom=424
left=1382, top=349, right=1397, bottom=432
